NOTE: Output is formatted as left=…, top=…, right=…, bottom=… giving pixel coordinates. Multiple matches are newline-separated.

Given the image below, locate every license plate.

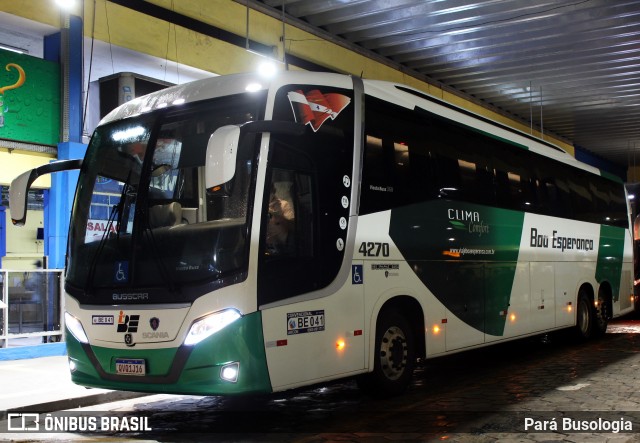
left=287, top=310, right=325, bottom=335
left=115, top=358, right=146, bottom=376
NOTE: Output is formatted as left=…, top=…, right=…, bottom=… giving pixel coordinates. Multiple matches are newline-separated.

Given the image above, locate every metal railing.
left=0, top=269, right=64, bottom=348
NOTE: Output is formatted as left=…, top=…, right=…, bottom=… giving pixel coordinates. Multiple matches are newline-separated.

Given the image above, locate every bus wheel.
left=359, top=310, right=415, bottom=397
left=576, top=291, right=595, bottom=339
left=593, top=294, right=609, bottom=336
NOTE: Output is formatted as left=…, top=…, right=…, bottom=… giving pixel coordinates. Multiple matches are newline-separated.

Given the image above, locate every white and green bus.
left=10, top=72, right=634, bottom=396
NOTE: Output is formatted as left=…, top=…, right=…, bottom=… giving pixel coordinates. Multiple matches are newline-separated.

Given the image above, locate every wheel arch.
left=575, top=281, right=595, bottom=321
left=367, top=294, right=426, bottom=368
left=577, top=281, right=595, bottom=302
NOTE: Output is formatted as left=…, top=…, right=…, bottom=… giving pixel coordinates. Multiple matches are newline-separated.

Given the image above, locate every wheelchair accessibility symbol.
left=114, top=261, right=129, bottom=283
left=352, top=264, right=363, bottom=285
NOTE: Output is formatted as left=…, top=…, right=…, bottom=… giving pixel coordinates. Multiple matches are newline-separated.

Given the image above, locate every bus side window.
left=434, top=142, right=493, bottom=205
left=361, top=135, right=394, bottom=213
left=589, top=176, right=628, bottom=228
left=265, top=171, right=314, bottom=258
left=361, top=98, right=439, bottom=214
left=258, top=145, right=317, bottom=306
left=493, top=147, right=538, bottom=212
left=568, top=173, right=594, bottom=222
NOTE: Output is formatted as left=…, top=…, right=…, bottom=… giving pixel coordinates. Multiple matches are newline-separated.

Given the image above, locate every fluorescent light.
left=258, top=60, right=278, bottom=78
left=55, top=0, right=76, bottom=10
left=0, top=43, right=28, bottom=55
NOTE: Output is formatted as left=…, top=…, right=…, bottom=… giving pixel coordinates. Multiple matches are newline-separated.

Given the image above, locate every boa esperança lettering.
left=530, top=228, right=594, bottom=252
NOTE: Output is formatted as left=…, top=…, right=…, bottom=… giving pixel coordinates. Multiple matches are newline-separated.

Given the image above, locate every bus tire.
left=359, top=309, right=415, bottom=397
left=576, top=290, right=595, bottom=339
left=593, top=292, right=609, bottom=336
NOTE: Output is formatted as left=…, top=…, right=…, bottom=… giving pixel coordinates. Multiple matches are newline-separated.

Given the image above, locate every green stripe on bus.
left=467, top=124, right=528, bottom=151
left=389, top=201, right=524, bottom=336
left=595, top=224, right=626, bottom=301
left=599, top=169, right=623, bottom=183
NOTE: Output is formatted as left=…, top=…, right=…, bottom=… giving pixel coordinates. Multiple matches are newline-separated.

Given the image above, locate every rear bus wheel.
left=593, top=293, right=609, bottom=336
left=576, top=291, right=595, bottom=339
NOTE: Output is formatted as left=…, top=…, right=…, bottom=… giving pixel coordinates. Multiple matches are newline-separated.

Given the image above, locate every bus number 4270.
left=359, top=242, right=390, bottom=257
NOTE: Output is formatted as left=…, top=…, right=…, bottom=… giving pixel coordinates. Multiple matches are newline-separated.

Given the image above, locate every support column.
left=66, top=14, right=84, bottom=143
left=43, top=12, right=86, bottom=270
left=45, top=143, right=86, bottom=270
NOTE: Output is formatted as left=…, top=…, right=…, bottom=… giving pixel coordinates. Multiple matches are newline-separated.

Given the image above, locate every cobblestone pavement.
left=3, top=318, right=640, bottom=442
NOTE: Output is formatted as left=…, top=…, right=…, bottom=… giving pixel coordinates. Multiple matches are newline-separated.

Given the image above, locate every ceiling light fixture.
left=54, top=0, right=76, bottom=10
left=0, top=43, right=29, bottom=55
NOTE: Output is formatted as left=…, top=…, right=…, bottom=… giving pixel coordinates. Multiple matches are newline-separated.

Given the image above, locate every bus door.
left=257, top=82, right=362, bottom=389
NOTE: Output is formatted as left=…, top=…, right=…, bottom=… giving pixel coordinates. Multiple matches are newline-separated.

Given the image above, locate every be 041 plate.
left=115, top=358, right=146, bottom=376
left=287, top=310, right=325, bottom=335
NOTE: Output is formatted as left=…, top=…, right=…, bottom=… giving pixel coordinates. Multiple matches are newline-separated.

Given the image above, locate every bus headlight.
left=184, top=309, right=241, bottom=346
left=65, top=312, right=89, bottom=344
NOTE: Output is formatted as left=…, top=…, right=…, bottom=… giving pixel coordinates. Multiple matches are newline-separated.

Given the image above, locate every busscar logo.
left=117, top=310, right=139, bottom=333
left=112, top=292, right=149, bottom=301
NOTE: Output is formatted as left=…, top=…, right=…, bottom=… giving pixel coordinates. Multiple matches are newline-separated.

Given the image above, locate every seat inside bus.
left=149, top=202, right=183, bottom=228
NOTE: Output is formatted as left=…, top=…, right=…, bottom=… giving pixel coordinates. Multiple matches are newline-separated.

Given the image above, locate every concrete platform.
left=0, top=355, right=145, bottom=418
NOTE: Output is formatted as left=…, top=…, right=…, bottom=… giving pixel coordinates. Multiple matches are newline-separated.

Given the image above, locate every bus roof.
left=99, top=71, right=600, bottom=178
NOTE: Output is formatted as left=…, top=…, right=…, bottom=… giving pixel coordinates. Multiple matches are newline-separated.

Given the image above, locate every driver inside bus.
left=266, top=184, right=295, bottom=255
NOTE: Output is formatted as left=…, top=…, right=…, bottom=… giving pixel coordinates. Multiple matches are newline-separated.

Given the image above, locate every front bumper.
left=66, top=311, right=272, bottom=395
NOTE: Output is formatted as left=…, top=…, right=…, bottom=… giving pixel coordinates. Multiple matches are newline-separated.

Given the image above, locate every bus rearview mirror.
left=9, top=159, right=83, bottom=226
left=9, top=169, right=34, bottom=226
left=205, top=125, right=240, bottom=189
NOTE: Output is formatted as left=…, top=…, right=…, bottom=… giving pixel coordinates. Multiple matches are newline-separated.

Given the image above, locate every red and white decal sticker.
left=287, top=90, right=351, bottom=132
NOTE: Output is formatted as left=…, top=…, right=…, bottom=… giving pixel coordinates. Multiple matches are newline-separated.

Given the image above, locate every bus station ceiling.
left=256, top=0, right=640, bottom=169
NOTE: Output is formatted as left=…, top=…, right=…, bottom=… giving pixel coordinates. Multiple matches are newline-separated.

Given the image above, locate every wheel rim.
left=578, top=297, right=590, bottom=335
left=379, top=326, right=408, bottom=381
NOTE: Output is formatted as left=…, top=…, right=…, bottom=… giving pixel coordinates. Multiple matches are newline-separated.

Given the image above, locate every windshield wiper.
left=84, top=172, right=132, bottom=294
left=136, top=189, right=181, bottom=296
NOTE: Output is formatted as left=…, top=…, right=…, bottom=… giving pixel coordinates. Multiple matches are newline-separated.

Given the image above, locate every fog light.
left=69, top=359, right=77, bottom=373
left=220, top=362, right=239, bottom=383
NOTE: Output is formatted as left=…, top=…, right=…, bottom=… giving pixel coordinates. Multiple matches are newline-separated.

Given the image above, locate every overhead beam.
left=107, top=0, right=335, bottom=73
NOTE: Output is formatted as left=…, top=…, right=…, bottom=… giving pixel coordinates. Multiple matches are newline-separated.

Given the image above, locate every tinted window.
left=361, top=96, right=627, bottom=228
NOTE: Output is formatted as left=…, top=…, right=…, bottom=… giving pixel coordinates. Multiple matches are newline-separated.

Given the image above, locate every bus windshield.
left=66, top=93, right=265, bottom=302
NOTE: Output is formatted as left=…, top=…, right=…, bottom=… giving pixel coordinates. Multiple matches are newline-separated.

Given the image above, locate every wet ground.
left=4, top=317, right=640, bottom=442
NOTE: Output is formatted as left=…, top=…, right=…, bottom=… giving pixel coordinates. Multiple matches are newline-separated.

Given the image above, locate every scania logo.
left=142, top=332, right=170, bottom=339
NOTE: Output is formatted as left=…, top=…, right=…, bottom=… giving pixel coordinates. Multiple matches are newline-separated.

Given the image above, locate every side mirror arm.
left=10, top=158, right=83, bottom=226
